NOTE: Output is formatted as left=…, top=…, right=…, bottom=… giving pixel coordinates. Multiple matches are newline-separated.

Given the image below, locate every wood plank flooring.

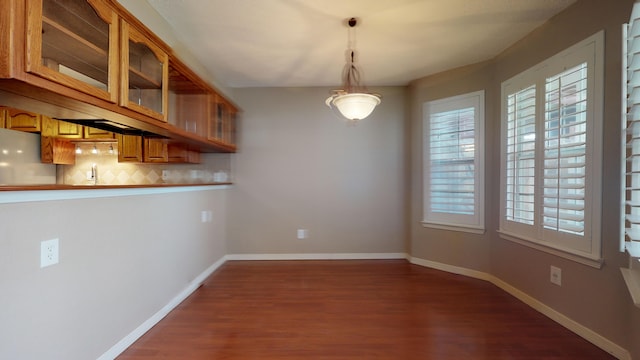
left=117, top=260, right=614, bottom=359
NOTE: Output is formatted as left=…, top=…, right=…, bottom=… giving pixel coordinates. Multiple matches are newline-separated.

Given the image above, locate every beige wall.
left=409, top=0, right=639, bottom=356
left=0, top=186, right=228, bottom=359
left=228, top=87, right=407, bottom=255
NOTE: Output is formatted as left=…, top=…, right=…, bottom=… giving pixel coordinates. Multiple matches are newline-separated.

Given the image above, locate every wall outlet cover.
left=550, top=265, right=562, bottom=286
left=41, top=238, right=59, bottom=268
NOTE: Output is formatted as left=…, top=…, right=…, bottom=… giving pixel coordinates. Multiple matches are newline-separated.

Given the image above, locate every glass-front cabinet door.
left=208, top=95, right=237, bottom=146
left=207, top=94, right=221, bottom=141
left=26, top=0, right=118, bottom=102
left=120, top=20, right=168, bottom=122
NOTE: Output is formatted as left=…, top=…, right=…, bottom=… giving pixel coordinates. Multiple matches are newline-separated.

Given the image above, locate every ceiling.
left=145, top=0, right=576, bottom=88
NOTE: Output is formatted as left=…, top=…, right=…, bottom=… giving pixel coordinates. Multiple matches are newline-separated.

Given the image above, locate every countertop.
left=0, top=182, right=233, bottom=191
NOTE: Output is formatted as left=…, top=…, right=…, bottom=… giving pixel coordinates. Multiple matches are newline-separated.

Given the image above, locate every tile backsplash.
left=60, top=142, right=231, bottom=186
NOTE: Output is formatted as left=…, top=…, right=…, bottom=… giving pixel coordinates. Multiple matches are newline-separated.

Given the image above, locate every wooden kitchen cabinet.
left=4, top=108, right=41, bottom=132
left=168, top=142, right=200, bottom=164
left=209, top=96, right=237, bottom=147
left=227, top=109, right=237, bottom=146
left=41, top=117, right=116, bottom=140
left=208, top=96, right=221, bottom=141
left=143, top=137, right=168, bottom=163
left=25, top=0, right=119, bottom=103
left=116, top=134, right=168, bottom=163
left=55, top=121, right=83, bottom=138
left=116, top=134, right=142, bottom=162
left=83, top=126, right=115, bottom=139
left=41, top=136, right=75, bottom=164
left=120, top=20, right=168, bottom=122
left=41, top=117, right=83, bottom=138
left=0, top=0, right=239, bottom=154
left=0, top=108, right=6, bottom=128
left=174, top=93, right=208, bottom=137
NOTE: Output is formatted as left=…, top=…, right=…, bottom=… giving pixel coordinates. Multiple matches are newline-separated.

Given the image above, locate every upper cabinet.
left=4, top=108, right=41, bottom=132
left=0, top=0, right=238, bottom=153
left=26, top=0, right=119, bottom=102
left=83, top=125, right=114, bottom=139
left=120, top=20, right=168, bottom=122
left=210, top=95, right=237, bottom=146
left=167, top=56, right=237, bottom=152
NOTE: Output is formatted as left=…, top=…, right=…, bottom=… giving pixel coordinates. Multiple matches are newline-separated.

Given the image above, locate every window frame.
left=622, top=5, right=640, bottom=260
left=621, top=1, right=640, bottom=309
left=499, top=31, right=604, bottom=267
left=422, top=90, right=485, bottom=234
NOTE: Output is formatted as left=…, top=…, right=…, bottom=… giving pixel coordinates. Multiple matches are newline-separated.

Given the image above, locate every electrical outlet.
left=201, top=210, right=213, bottom=223
left=161, top=170, right=169, bottom=181
left=550, top=265, right=562, bottom=286
left=40, top=238, right=59, bottom=268
left=297, top=229, right=308, bottom=239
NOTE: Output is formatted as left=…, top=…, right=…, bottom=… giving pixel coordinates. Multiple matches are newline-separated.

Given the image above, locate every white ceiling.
left=145, top=0, right=575, bottom=88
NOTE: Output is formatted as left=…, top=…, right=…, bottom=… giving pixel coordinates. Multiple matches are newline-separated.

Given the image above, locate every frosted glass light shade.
left=332, top=93, right=381, bottom=120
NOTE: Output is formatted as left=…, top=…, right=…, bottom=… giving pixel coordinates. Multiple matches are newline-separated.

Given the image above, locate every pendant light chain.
left=343, top=18, right=362, bottom=93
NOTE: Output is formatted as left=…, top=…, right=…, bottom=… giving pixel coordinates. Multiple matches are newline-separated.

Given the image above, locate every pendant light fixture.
left=326, top=17, right=381, bottom=122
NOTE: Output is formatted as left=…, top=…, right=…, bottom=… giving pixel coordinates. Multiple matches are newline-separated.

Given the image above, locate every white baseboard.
left=97, top=256, right=228, bottom=360
left=407, top=256, right=492, bottom=281
left=408, top=256, right=631, bottom=360
left=226, top=252, right=408, bottom=261
left=490, top=276, right=631, bottom=360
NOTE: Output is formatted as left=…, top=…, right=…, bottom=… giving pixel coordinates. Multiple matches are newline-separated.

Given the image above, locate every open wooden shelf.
left=43, top=0, right=110, bottom=50
left=129, top=67, right=162, bottom=89
left=41, top=19, right=109, bottom=86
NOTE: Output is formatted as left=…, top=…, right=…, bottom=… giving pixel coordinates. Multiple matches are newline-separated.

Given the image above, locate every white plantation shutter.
left=429, top=107, right=475, bottom=215
left=543, top=63, right=587, bottom=235
left=623, top=5, right=640, bottom=258
left=423, top=91, right=484, bottom=233
left=506, top=85, right=536, bottom=225
left=500, top=31, right=602, bottom=264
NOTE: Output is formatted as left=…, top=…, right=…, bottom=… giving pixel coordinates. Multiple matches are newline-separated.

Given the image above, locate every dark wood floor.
left=117, top=260, right=614, bottom=359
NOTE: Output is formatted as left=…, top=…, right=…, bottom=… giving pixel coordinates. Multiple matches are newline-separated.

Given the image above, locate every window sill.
left=422, top=221, right=485, bottom=235
left=498, top=230, right=603, bottom=269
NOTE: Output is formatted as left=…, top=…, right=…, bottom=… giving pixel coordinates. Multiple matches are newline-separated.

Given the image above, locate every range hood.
left=57, top=118, right=168, bottom=138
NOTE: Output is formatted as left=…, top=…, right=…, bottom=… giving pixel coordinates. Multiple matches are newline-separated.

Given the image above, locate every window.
left=622, top=4, right=640, bottom=260
left=622, top=2, right=640, bottom=308
left=423, top=91, right=485, bottom=233
left=500, top=32, right=603, bottom=266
